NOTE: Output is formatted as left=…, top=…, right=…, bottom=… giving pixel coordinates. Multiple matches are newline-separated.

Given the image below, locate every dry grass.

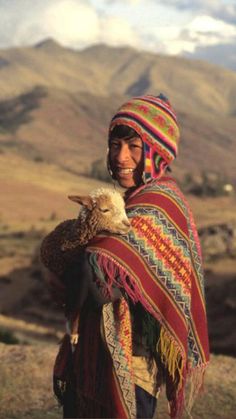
left=0, top=314, right=63, bottom=344
left=156, top=353, right=236, bottom=418
left=0, top=342, right=60, bottom=419
left=0, top=341, right=235, bottom=419
left=1, top=42, right=236, bottom=115
left=0, top=43, right=236, bottom=185
left=0, top=41, right=235, bottom=419
left=1, top=149, right=235, bottom=232
left=0, top=151, right=109, bottom=231
left=188, top=194, right=236, bottom=229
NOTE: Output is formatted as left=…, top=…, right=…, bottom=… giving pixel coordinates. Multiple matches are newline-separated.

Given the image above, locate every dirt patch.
left=0, top=342, right=235, bottom=419
left=0, top=343, right=60, bottom=419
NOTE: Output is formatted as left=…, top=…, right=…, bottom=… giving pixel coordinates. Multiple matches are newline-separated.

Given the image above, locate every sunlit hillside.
left=0, top=41, right=235, bottom=419
left=0, top=40, right=235, bottom=183
left=0, top=41, right=235, bottom=374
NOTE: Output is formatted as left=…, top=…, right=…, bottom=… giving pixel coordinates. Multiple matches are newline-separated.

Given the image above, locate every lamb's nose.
left=123, top=219, right=131, bottom=227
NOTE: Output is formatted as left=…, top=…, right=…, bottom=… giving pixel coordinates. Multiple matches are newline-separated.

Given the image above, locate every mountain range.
left=0, top=38, right=235, bottom=182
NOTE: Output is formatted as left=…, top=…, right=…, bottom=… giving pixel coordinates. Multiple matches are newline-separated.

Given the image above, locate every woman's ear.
left=106, top=149, right=116, bottom=180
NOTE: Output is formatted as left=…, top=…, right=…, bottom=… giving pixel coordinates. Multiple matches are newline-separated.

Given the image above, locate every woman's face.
left=109, top=135, right=144, bottom=188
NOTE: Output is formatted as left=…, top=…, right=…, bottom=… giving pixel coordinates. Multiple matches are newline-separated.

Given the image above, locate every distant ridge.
left=0, top=41, right=235, bottom=183
left=34, top=38, right=64, bottom=50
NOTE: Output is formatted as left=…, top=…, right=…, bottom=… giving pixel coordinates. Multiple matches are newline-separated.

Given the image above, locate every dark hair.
left=109, top=125, right=139, bottom=141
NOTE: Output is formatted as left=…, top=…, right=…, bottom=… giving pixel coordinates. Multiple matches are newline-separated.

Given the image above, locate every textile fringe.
left=92, top=252, right=161, bottom=321
left=185, top=364, right=207, bottom=415
left=157, top=327, right=184, bottom=387
left=157, top=328, right=208, bottom=417
left=157, top=327, right=186, bottom=418
left=88, top=251, right=208, bottom=419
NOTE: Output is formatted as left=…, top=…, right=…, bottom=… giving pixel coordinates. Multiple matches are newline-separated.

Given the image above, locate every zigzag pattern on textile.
left=127, top=232, right=191, bottom=319
left=187, top=320, right=202, bottom=367
left=127, top=206, right=190, bottom=256
left=102, top=299, right=136, bottom=419
left=129, top=213, right=192, bottom=293
left=140, top=181, right=204, bottom=293
left=133, top=181, right=206, bottom=367
left=87, top=177, right=209, bottom=418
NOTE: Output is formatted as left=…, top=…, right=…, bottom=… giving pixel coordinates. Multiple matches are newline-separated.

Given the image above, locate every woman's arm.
left=45, top=251, right=122, bottom=310
left=65, top=252, right=122, bottom=310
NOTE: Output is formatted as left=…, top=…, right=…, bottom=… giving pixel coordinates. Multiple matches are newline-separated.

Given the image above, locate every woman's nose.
left=117, top=144, right=130, bottom=162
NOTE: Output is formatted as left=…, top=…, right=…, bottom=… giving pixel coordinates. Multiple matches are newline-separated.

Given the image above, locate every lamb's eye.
left=99, top=208, right=110, bottom=213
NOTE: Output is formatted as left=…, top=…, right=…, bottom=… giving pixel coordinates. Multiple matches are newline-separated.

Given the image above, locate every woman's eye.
left=111, top=143, right=119, bottom=149
left=130, top=144, right=142, bottom=149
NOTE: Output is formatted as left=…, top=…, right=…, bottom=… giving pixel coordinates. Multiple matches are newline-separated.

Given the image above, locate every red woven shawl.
left=87, top=177, right=209, bottom=418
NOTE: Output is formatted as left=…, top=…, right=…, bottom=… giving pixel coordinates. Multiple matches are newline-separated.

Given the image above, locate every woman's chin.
left=116, top=177, right=136, bottom=189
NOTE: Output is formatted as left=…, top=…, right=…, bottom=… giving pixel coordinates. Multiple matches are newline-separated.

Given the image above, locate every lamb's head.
left=68, top=188, right=130, bottom=235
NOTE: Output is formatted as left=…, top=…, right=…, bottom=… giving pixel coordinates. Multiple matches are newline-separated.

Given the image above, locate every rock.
left=199, top=222, right=236, bottom=260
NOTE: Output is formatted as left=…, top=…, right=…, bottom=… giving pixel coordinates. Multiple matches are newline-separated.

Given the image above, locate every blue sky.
left=0, top=0, right=235, bottom=70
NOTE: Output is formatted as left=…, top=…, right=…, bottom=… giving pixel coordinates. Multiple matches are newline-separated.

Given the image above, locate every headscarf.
left=108, top=93, right=180, bottom=182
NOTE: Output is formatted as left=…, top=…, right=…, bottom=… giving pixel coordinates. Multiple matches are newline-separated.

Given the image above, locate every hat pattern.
left=109, top=94, right=180, bottom=182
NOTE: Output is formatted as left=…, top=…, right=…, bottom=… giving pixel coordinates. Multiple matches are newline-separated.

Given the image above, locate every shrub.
left=182, top=171, right=234, bottom=197
left=0, top=328, right=20, bottom=344
left=34, top=155, right=44, bottom=163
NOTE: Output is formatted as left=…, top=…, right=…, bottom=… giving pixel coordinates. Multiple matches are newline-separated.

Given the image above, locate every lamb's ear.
left=68, top=195, right=94, bottom=210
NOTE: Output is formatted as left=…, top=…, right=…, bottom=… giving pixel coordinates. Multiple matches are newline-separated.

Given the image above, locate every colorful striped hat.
left=109, top=94, right=180, bottom=182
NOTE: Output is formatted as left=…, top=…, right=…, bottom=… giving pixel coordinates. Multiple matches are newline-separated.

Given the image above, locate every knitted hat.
left=108, top=94, right=180, bottom=182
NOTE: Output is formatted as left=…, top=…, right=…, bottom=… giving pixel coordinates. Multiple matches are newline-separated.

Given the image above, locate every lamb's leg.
left=69, top=312, right=80, bottom=345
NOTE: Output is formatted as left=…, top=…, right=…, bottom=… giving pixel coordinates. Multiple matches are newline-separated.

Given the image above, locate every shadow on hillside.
left=205, top=270, right=236, bottom=356
left=0, top=86, right=47, bottom=134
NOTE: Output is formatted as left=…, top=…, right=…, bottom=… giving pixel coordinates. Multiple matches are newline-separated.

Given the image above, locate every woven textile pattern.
left=102, top=298, right=136, bottom=418
left=87, top=177, right=209, bottom=418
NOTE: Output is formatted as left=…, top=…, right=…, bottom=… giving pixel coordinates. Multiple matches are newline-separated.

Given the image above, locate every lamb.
left=40, top=187, right=130, bottom=345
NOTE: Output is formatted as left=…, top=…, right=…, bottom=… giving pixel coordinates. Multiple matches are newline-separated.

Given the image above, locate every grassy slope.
left=0, top=152, right=235, bottom=419
left=0, top=42, right=236, bottom=183
left=0, top=43, right=235, bottom=418
left=0, top=150, right=110, bottom=231
left=1, top=149, right=235, bottom=232
left=1, top=42, right=236, bottom=115
left=1, top=149, right=235, bottom=278
left=0, top=342, right=235, bottom=419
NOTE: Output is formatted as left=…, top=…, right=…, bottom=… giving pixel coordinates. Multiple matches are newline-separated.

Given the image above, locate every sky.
left=0, top=0, right=235, bottom=70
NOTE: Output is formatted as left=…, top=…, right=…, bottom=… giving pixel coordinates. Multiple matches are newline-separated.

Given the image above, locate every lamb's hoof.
left=70, top=334, right=79, bottom=345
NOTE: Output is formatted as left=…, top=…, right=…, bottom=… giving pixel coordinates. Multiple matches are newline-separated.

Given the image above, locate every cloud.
left=42, top=0, right=100, bottom=47
left=0, top=0, right=140, bottom=49
left=185, top=40, right=236, bottom=71
left=179, top=15, right=236, bottom=51
left=99, top=16, right=140, bottom=48
left=145, top=14, right=236, bottom=55
left=0, top=0, right=101, bottom=48
left=0, top=0, right=234, bottom=71
left=164, top=0, right=236, bottom=24
left=102, top=0, right=144, bottom=4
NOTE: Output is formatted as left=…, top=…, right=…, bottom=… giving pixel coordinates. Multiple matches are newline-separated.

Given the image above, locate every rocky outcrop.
left=206, top=274, right=236, bottom=356
left=199, top=222, right=236, bottom=261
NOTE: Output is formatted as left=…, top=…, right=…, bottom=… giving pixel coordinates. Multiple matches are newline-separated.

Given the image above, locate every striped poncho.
left=86, top=176, right=209, bottom=418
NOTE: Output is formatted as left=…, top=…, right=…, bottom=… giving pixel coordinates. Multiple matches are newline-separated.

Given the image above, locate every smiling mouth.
left=116, top=168, right=134, bottom=175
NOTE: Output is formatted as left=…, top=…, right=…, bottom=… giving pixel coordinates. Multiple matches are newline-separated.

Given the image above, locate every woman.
left=42, top=94, right=209, bottom=419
